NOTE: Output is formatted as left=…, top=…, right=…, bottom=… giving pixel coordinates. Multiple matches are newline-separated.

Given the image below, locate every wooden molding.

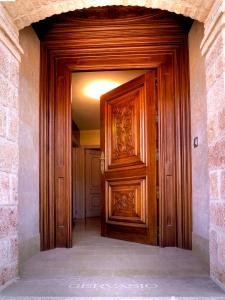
left=37, top=6, right=192, bottom=250
left=80, top=145, right=100, bottom=149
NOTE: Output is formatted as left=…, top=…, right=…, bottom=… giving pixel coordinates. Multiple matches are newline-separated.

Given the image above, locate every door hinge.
left=156, top=149, right=159, bottom=161
left=156, top=112, right=159, bottom=123
left=156, top=185, right=159, bottom=200
left=154, top=78, right=158, bottom=87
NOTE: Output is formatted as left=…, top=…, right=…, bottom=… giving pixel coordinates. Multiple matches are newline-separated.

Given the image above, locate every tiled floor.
left=1, top=218, right=225, bottom=298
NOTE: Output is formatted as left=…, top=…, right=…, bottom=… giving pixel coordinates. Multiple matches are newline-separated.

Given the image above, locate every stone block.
left=210, top=229, right=218, bottom=263
left=218, top=233, right=225, bottom=267
left=221, top=171, right=225, bottom=200
left=0, top=263, right=17, bottom=286
left=9, top=174, right=18, bottom=204
left=0, top=238, right=9, bottom=267
left=0, top=172, right=9, bottom=205
left=207, top=118, right=219, bottom=145
left=208, top=139, right=225, bottom=169
left=0, top=75, right=18, bottom=109
left=0, top=44, right=11, bottom=80
left=207, top=74, right=225, bottom=120
left=205, top=35, right=223, bottom=69
left=218, top=108, right=225, bottom=137
left=205, top=64, right=215, bottom=88
left=209, top=172, right=219, bottom=200
left=210, top=202, right=225, bottom=229
left=215, top=54, right=225, bottom=80
left=0, top=140, right=18, bottom=173
left=0, top=207, right=17, bottom=237
left=9, top=57, right=19, bottom=89
left=9, top=236, right=18, bottom=262
left=6, top=109, right=18, bottom=142
left=0, top=106, right=6, bottom=137
left=211, top=263, right=225, bottom=284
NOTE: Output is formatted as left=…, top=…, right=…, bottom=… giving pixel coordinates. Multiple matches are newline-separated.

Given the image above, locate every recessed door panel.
left=85, top=149, right=101, bottom=218
left=107, top=87, right=146, bottom=169
left=106, top=177, right=147, bottom=227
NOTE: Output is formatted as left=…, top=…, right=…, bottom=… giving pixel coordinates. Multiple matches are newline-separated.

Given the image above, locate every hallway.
left=1, top=218, right=224, bottom=297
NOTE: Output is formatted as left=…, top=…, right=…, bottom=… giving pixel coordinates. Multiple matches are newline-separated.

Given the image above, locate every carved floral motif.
left=112, top=98, right=135, bottom=160
left=112, top=190, right=136, bottom=216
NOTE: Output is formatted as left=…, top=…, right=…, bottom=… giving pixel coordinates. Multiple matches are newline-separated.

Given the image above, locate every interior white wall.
left=18, top=26, right=40, bottom=268
left=188, top=21, right=210, bottom=263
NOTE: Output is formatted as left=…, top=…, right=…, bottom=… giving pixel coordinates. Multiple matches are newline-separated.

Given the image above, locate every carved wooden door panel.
left=100, top=71, right=157, bottom=244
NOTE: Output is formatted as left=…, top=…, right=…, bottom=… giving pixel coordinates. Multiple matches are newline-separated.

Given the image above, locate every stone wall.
left=0, top=0, right=225, bottom=292
left=201, top=0, right=225, bottom=290
left=189, top=21, right=210, bottom=263
left=0, top=4, right=22, bottom=289
left=18, top=27, right=40, bottom=269
left=2, top=0, right=214, bottom=29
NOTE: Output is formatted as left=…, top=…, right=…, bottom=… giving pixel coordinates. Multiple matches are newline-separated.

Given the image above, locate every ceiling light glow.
left=83, top=80, right=120, bottom=100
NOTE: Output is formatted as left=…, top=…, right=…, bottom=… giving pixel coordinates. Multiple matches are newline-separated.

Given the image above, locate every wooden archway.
left=35, top=6, right=192, bottom=250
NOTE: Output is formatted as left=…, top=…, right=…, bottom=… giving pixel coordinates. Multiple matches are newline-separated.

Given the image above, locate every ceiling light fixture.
left=83, top=79, right=120, bottom=100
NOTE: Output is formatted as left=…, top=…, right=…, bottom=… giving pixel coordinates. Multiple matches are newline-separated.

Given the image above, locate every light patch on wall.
left=80, top=130, right=100, bottom=146
left=83, top=80, right=120, bottom=100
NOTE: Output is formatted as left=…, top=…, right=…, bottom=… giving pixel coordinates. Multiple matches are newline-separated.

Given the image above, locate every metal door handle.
left=99, top=151, right=105, bottom=175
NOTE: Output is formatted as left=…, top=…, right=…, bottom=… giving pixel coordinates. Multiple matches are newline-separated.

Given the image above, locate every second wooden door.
left=85, top=149, right=101, bottom=218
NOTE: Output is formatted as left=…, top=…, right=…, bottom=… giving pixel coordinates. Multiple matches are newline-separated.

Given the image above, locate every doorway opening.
left=71, top=69, right=154, bottom=245
left=37, top=6, right=192, bottom=251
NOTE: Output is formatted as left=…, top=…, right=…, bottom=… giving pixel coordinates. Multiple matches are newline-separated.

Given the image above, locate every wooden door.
left=85, top=149, right=101, bottom=218
left=100, top=71, right=157, bottom=244
left=54, top=72, right=72, bottom=248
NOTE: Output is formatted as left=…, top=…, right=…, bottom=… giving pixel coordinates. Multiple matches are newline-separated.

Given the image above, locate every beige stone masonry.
left=201, top=0, right=225, bottom=291
left=0, top=3, right=21, bottom=290
left=0, top=4, right=22, bottom=61
left=0, top=0, right=225, bottom=292
left=3, top=0, right=215, bottom=30
left=201, top=0, right=225, bottom=55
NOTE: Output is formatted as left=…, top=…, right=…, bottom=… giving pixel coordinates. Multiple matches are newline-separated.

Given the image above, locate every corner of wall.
left=188, top=20, right=210, bottom=263
left=0, top=3, right=21, bottom=289
left=18, top=26, right=40, bottom=270
left=192, top=233, right=210, bottom=266
left=18, top=234, right=40, bottom=271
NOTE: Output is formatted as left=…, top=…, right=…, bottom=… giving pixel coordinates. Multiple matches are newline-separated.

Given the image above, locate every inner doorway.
left=71, top=69, right=154, bottom=244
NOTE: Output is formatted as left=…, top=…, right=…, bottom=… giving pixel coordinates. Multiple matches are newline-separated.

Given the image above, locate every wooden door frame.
left=40, top=57, right=192, bottom=250
left=38, top=9, right=192, bottom=250
left=81, top=145, right=100, bottom=149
